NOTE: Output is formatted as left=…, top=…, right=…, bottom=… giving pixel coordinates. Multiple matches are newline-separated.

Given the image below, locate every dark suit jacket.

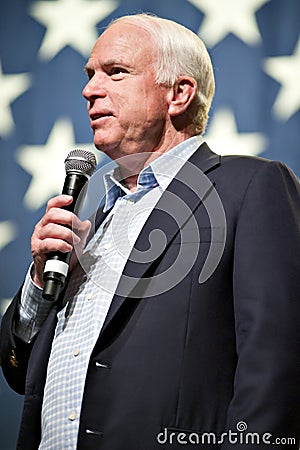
left=1, top=143, right=300, bottom=449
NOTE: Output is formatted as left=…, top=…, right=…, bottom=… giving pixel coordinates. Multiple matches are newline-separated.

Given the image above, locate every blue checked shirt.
left=15, top=135, right=203, bottom=449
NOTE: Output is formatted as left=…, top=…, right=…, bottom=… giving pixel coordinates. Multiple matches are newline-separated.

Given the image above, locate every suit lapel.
left=99, top=142, right=221, bottom=335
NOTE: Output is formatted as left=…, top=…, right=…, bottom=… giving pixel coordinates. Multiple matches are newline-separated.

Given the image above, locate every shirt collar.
left=150, top=135, right=203, bottom=190
left=103, top=135, right=203, bottom=212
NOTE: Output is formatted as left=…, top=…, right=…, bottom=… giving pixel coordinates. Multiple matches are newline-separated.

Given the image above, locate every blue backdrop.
left=0, top=0, right=299, bottom=448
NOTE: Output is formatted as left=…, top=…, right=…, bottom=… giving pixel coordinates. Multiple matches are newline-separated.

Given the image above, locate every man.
left=1, top=13, right=299, bottom=450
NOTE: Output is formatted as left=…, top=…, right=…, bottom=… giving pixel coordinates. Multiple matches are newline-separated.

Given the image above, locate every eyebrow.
left=84, top=57, right=131, bottom=73
left=102, top=58, right=125, bottom=67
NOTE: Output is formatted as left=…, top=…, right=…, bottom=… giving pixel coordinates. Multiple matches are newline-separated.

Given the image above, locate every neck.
left=122, top=175, right=139, bottom=192
left=117, top=131, right=194, bottom=191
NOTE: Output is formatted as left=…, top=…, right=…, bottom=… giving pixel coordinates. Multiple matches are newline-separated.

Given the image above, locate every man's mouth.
left=90, top=112, right=113, bottom=122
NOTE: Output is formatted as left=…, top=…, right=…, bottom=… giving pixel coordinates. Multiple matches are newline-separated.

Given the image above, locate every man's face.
left=83, top=22, right=171, bottom=161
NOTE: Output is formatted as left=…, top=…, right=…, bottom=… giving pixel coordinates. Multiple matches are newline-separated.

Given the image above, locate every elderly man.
left=1, top=13, right=299, bottom=450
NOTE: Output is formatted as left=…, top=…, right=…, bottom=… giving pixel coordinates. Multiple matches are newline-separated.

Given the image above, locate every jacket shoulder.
left=218, top=153, right=299, bottom=186
left=220, top=153, right=276, bottom=170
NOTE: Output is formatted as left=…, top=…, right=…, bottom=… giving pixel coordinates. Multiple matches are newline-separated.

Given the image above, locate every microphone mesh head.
left=64, top=149, right=97, bottom=176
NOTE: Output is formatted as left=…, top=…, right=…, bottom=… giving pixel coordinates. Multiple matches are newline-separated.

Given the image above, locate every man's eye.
left=110, top=67, right=128, bottom=76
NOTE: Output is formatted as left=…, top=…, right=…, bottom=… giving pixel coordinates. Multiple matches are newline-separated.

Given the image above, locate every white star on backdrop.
left=0, top=221, right=17, bottom=252
left=205, top=108, right=267, bottom=156
left=187, top=0, right=270, bottom=47
left=0, top=61, right=31, bottom=137
left=29, top=0, right=119, bottom=60
left=263, top=38, right=300, bottom=121
left=16, top=118, right=99, bottom=210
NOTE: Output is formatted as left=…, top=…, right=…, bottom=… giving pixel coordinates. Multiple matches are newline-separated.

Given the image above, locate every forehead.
left=89, top=22, right=157, bottom=66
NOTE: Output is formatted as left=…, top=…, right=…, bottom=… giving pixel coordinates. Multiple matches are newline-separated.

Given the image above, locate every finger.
left=69, top=220, right=91, bottom=272
left=75, top=219, right=91, bottom=241
left=38, top=223, right=81, bottom=245
left=32, top=224, right=75, bottom=255
left=42, top=207, right=83, bottom=230
left=37, top=237, right=74, bottom=254
left=45, top=194, right=73, bottom=213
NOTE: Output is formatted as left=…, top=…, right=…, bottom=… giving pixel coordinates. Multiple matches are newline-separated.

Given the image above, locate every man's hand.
left=31, top=195, right=91, bottom=288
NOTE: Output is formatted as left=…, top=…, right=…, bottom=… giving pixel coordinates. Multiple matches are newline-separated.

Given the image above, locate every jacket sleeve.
left=222, top=161, right=300, bottom=449
left=0, top=288, right=35, bottom=394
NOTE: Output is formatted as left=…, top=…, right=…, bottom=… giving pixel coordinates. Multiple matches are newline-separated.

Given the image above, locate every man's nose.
left=82, top=75, right=107, bottom=100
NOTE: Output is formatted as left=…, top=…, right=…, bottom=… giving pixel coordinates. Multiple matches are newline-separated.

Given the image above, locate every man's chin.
left=93, top=140, right=119, bottom=161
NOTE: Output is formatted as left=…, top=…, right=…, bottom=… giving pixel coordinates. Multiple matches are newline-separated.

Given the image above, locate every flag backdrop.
left=0, top=0, right=299, bottom=447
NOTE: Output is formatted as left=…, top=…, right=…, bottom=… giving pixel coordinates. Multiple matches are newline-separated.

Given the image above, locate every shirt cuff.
left=13, top=263, right=54, bottom=343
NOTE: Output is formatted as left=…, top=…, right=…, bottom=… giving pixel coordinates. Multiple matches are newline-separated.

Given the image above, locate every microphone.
left=42, top=149, right=97, bottom=302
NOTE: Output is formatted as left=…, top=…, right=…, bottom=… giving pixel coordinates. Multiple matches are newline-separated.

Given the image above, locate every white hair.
left=110, top=13, right=215, bottom=135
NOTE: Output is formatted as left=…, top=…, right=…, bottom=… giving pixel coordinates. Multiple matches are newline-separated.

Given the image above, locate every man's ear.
left=168, top=76, right=197, bottom=117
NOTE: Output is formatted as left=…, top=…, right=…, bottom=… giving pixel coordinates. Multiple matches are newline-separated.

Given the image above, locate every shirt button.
left=86, top=293, right=93, bottom=301
left=127, top=198, right=135, bottom=204
left=103, top=242, right=112, bottom=250
left=69, top=411, right=77, bottom=421
left=73, top=348, right=80, bottom=357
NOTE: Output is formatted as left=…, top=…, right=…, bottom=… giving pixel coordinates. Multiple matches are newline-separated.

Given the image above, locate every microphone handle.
left=42, top=173, right=88, bottom=301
